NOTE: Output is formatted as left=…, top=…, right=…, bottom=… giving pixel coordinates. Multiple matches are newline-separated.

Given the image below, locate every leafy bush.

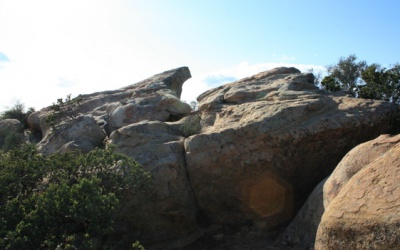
left=321, top=75, right=342, bottom=92
left=0, top=130, right=25, bottom=152
left=0, top=100, right=35, bottom=129
left=359, top=63, right=400, bottom=104
left=0, top=144, right=151, bottom=249
left=325, top=54, right=367, bottom=96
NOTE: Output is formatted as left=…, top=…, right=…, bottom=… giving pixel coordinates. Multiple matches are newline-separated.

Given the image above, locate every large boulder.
left=315, top=134, right=400, bottom=249
left=37, top=115, right=106, bottom=155
left=185, top=67, right=397, bottom=230
left=108, top=67, right=192, bottom=131
left=27, top=107, right=53, bottom=137
left=278, top=134, right=400, bottom=249
left=108, top=120, right=199, bottom=246
left=27, top=67, right=192, bottom=137
left=322, top=134, right=400, bottom=207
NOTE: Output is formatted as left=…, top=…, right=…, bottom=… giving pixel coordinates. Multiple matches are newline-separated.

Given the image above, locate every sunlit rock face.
left=29, top=67, right=192, bottom=152
left=185, top=67, right=396, bottom=230
left=282, top=133, right=400, bottom=249
left=315, top=134, right=400, bottom=249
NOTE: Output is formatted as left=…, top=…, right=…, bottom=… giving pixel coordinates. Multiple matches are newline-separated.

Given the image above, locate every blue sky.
left=0, top=0, right=399, bottom=112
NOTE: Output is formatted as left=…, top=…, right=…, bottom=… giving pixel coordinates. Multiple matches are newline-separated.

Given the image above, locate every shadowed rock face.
left=108, top=120, right=199, bottom=245
left=185, top=67, right=397, bottom=230
left=279, top=178, right=327, bottom=249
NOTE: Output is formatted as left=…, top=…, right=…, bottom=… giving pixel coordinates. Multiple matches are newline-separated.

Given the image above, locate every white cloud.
left=0, top=0, right=170, bottom=111
left=181, top=61, right=327, bottom=102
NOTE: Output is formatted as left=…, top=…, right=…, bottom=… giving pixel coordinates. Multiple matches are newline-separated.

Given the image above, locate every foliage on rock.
left=46, top=94, right=83, bottom=129
left=0, top=144, right=151, bottom=249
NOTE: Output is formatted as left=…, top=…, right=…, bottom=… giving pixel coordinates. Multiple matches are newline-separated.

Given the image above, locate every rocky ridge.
left=24, top=66, right=399, bottom=248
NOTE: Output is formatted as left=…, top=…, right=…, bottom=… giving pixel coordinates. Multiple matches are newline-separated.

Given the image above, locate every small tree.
left=321, top=75, right=342, bottom=92
left=326, top=54, right=367, bottom=96
left=359, top=63, right=400, bottom=104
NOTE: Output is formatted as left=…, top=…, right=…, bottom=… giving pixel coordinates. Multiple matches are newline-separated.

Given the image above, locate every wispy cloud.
left=181, top=61, right=327, bottom=102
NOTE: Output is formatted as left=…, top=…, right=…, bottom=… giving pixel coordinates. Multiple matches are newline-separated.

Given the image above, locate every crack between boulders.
left=181, top=139, right=202, bottom=224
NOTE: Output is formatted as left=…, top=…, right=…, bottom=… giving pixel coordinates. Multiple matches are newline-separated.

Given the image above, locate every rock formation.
left=315, top=134, right=400, bottom=249
left=28, top=67, right=198, bottom=246
left=280, top=134, right=400, bottom=249
left=23, top=66, right=398, bottom=248
left=37, top=115, right=106, bottom=155
left=185, top=67, right=396, bottom=231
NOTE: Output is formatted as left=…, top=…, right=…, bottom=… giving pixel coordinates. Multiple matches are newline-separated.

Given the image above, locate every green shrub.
left=0, top=144, right=151, bottom=249
left=0, top=130, right=25, bottom=152
left=0, top=100, right=35, bottom=129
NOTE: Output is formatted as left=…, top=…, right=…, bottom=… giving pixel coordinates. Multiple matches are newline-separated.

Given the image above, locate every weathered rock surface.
left=24, top=66, right=400, bottom=248
left=315, top=134, right=400, bottom=249
left=74, top=66, right=192, bottom=132
left=27, top=107, right=53, bottom=137
left=323, top=134, right=400, bottom=208
left=108, top=120, right=199, bottom=245
left=185, top=67, right=397, bottom=231
left=37, top=115, right=106, bottom=155
left=28, top=67, right=192, bottom=137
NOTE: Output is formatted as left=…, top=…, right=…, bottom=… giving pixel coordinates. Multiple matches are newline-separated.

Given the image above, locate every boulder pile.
left=24, top=66, right=399, bottom=248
